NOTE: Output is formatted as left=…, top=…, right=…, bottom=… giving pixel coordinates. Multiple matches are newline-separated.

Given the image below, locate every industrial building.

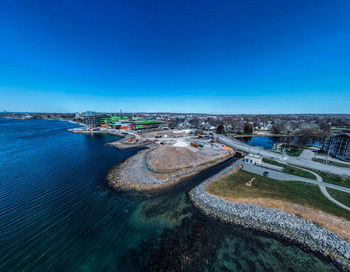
left=130, top=119, right=166, bottom=130
left=84, top=115, right=165, bottom=130
left=79, top=112, right=166, bottom=130
left=323, top=133, right=350, bottom=161
left=82, top=114, right=108, bottom=128
left=101, top=116, right=131, bottom=128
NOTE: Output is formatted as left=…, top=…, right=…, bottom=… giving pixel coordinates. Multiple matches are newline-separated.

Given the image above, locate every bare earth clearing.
left=147, top=146, right=227, bottom=173
left=108, top=144, right=233, bottom=191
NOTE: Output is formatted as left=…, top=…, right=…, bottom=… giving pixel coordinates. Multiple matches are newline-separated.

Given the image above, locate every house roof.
left=245, top=154, right=262, bottom=159
left=129, top=120, right=165, bottom=124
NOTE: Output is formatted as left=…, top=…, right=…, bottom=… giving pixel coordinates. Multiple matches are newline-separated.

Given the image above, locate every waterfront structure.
left=130, top=119, right=166, bottom=130
left=244, top=154, right=262, bottom=164
left=83, top=114, right=108, bottom=128
left=102, top=116, right=131, bottom=128
left=323, top=133, right=350, bottom=161
left=99, top=116, right=166, bottom=130
left=110, top=116, right=131, bottom=123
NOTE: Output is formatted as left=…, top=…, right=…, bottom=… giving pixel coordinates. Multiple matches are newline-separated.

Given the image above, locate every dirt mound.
left=148, top=146, right=206, bottom=172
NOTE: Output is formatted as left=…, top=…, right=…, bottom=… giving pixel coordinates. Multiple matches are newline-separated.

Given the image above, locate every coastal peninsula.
left=69, top=124, right=350, bottom=269
left=107, top=130, right=235, bottom=190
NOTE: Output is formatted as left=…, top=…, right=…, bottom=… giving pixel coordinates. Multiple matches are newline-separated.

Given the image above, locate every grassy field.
left=297, top=166, right=350, bottom=189
left=285, top=148, right=303, bottom=157
left=312, top=158, right=350, bottom=168
left=327, top=188, right=350, bottom=208
left=262, top=158, right=316, bottom=180
left=206, top=170, right=350, bottom=221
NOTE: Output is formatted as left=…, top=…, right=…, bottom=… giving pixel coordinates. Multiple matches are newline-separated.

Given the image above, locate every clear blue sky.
left=0, top=0, right=349, bottom=114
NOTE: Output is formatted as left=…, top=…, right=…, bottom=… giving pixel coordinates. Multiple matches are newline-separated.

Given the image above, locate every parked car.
left=263, top=171, right=269, bottom=177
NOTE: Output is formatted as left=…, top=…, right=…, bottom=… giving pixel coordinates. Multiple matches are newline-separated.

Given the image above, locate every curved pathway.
left=190, top=161, right=350, bottom=269
left=242, top=163, right=350, bottom=193
left=291, top=165, right=350, bottom=212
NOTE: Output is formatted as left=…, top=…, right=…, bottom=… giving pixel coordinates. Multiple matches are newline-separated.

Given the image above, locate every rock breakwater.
left=189, top=161, right=350, bottom=270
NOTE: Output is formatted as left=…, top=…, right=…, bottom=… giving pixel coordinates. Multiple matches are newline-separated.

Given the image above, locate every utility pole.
left=248, top=138, right=251, bottom=154
left=325, top=137, right=331, bottom=165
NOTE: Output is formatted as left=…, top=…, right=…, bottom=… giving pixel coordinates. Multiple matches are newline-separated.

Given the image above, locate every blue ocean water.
left=0, top=119, right=338, bottom=271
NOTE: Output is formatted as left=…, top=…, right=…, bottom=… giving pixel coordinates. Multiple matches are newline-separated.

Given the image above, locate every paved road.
left=299, top=149, right=314, bottom=160
left=315, top=153, right=350, bottom=165
left=211, top=133, right=350, bottom=177
left=300, top=149, right=350, bottom=166
left=242, top=163, right=350, bottom=193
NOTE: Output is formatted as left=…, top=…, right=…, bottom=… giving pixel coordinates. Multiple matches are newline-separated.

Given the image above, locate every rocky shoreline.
left=108, top=147, right=234, bottom=191
left=189, top=161, right=350, bottom=270
left=108, top=140, right=152, bottom=150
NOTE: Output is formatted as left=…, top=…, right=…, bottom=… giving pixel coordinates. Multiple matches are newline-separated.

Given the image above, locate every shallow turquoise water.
left=0, top=119, right=338, bottom=271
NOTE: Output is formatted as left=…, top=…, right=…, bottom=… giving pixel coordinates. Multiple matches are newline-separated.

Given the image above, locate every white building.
left=243, top=154, right=262, bottom=164
left=244, top=154, right=285, bottom=172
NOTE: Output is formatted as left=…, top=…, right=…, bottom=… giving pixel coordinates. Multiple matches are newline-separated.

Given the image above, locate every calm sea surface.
left=0, top=119, right=338, bottom=271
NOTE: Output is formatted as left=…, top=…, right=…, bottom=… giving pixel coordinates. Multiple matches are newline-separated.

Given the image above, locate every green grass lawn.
left=206, top=170, right=350, bottom=221
left=285, top=148, right=303, bottom=157
left=297, top=167, right=350, bottom=189
left=327, top=188, right=350, bottom=208
left=262, top=158, right=316, bottom=180
left=316, top=170, right=350, bottom=188
left=312, top=158, right=350, bottom=168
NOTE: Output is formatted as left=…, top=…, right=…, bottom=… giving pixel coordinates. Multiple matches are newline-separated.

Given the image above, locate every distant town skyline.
left=1, top=0, right=350, bottom=113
